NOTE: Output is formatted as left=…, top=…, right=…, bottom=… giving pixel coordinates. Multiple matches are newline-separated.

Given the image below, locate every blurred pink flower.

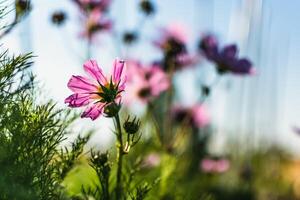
left=124, top=61, right=170, bottom=104
left=73, top=0, right=111, bottom=13
left=191, top=104, right=210, bottom=128
left=171, top=104, right=210, bottom=129
left=141, top=153, right=161, bottom=168
left=154, top=24, right=200, bottom=71
left=154, top=23, right=188, bottom=50
left=81, top=9, right=112, bottom=40
left=65, top=59, right=126, bottom=120
left=200, top=158, right=230, bottom=173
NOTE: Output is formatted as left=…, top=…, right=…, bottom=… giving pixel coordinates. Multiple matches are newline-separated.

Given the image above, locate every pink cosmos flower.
left=171, top=104, right=210, bottom=129
left=154, top=23, right=188, bottom=49
left=124, top=61, right=170, bottom=104
left=200, top=158, right=230, bottom=173
left=65, top=59, right=126, bottom=120
left=81, top=9, right=112, bottom=40
left=154, top=24, right=200, bottom=71
left=73, top=0, right=111, bottom=13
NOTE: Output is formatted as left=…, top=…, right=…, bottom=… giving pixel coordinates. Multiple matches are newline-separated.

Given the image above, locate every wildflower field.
left=0, top=0, right=299, bottom=199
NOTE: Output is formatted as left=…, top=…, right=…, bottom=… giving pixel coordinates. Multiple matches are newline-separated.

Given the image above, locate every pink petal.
left=83, top=60, right=107, bottom=85
left=112, top=59, right=125, bottom=84
left=65, top=93, right=91, bottom=107
left=81, top=103, right=104, bottom=120
left=149, top=67, right=170, bottom=96
left=200, top=159, right=215, bottom=172
left=191, top=104, right=210, bottom=128
left=118, top=75, right=127, bottom=91
left=215, top=159, right=230, bottom=173
left=67, top=75, right=98, bottom=93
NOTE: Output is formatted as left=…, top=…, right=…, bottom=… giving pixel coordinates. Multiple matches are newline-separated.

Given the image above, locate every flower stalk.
left=115, top=113, right=124, bottom=200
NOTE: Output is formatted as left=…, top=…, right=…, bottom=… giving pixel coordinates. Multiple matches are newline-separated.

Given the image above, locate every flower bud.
left=123, top=116, right=140, bottom=134
left=123, top=31, right=138, bottom=44
left=15, top=0, right=31, bottom=18
left=139, top=0, right=155, bottom=16
left=103, top=102, right=121, bottom=118
left=201, top=85, right=210, bottom=96
left=51, top=11, right=67, bottom=26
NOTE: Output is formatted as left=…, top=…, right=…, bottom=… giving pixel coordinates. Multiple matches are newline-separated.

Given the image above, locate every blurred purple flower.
left=198, top=34, right=219, bottom=60
left=65, top=59, right=126, bottom=120
left=199, top=35, right=255, bottom=75
left=215, top=44, right=255, bottom=75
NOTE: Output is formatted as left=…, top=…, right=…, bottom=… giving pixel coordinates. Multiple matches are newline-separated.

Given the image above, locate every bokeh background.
left=2, top=0, right=300, bottom=154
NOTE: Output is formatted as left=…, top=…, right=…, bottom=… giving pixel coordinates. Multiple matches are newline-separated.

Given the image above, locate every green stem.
left=115, top=113, right=123, bottom=200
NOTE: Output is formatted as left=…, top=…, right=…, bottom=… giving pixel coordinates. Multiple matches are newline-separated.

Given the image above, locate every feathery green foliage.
left=0, top=50, right=68, bottom=199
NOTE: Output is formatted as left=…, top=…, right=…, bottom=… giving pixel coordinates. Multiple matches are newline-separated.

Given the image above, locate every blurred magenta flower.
left=72, top=0, right=111, bottom=13
left=199, top=34, right=255, bottom=75
left=172, top=104, right=210, bottom=129
left=154, top=24, right=199, bottom=71
left=200, top=158, right=230, bottom=173
left=81, top=9, right=112, bottom=40
left=65, top=59, right=126, bottom=120
left=124, top=61, right=170, bottom=104
left=154, top=23, right=188, bottom=51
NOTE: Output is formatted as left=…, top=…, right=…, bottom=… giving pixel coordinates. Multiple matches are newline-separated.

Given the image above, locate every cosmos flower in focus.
left=171, top=104, right=210, bottom=129
left=124, top=61, right=170, bottom=104
left=199, top=34, right=255, bottom=75
left=200, top=158, right=230, bottom=173
left=65, top=59, right=126, bottom=120
left=81, top=9, right=112, bottom=40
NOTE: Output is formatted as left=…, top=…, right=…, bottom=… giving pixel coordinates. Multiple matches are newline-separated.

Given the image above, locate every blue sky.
left=3, top=0, right=300, bottom=153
